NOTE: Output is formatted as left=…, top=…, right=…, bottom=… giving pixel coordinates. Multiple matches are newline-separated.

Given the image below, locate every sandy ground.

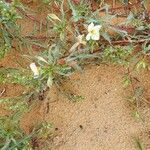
left=19, top=64, right=150, bottom=150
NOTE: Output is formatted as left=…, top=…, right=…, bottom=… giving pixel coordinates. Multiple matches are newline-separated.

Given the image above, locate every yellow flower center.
left=90, top=29, right=96, bottom=34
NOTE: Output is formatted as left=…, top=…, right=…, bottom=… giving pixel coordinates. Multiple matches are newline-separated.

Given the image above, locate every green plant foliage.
left=134, top=137, right=143, bottom=150
left=0, top=114, right=52, bottom=149
left=0, top=114, right=32, bottom=150
left=101, top=45, right=133, bottom=65
left=0, top=0, right=22, bottom=58
left=0, top=0, right=20, bottom=23
left=0, top=0, right=149, bottom=148
left=67, top=0, right=89, bottom=22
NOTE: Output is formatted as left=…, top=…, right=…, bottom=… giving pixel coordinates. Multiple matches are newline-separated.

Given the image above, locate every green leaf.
left=136, top=60, right=146, bottom=71
left=101, top=32, right=111, bottom=43
left=36, top=56, right=49, bottom=64
left=47, top=14, right=61, bottom=22
left=132, top=111, right=140, bottom=120
left=134, top=138, right=143, bottom=150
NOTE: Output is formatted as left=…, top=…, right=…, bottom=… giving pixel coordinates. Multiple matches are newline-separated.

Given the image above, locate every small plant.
left=0, top=0, right=22, bottom=58
left=0, top=113, right=53, bottom=149
left=134, top=137, right=143, bottom=150
left=68, top=93, right=85, bottom=102
left=102, top=45, right=133, bottom=66
left=0, top=114, right=32, bottom=150
left=0, top=0, right=149, bottom=148
left=68, top=0, right=90, bottom=22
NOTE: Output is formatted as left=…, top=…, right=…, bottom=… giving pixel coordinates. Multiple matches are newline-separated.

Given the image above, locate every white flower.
left=77, top=34, right=86, bottom=45
left=86, top=22, right=102, bottom=41
left=30, top=63, right=39, bottom=78
left=69, top=34, right=86, bottom=52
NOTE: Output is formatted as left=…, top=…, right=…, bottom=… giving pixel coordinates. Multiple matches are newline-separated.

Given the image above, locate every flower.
left=69, top=34, right=86, bottom=52
left=77, top=34, right=86, bottom=45
left=30, top=63, right=39, bottom=78
left=86, top=22, right=102, bottom=41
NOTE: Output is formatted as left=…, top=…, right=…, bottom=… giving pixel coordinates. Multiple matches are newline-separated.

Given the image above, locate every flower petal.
left=88, top=22, right=94, bottom=32
left=91, top=33, right=100, bottom=41
left=94, top=25, right=102, bottom=31
left=77, top=34, right=84, bottom=43
left=30, top=63, right=39, bottom=78
left=86, top=33, right=91, bottom=41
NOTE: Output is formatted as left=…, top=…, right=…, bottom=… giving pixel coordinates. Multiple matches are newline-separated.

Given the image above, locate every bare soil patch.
left=20, top=64, right=150, bottom=150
